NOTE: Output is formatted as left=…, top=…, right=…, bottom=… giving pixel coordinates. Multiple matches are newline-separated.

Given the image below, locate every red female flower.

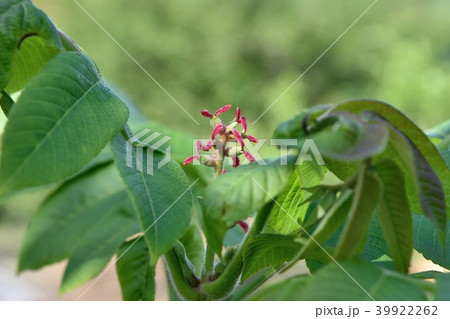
left=214, top=105, right=231, bottom=116
left=201, top=109, right=214, bottom=119
left=211, top=122, right=225, bottom=139
left=240, top=116, right=247, bottom=133
left=184, top=106, right=258, bottom=171
left=242, top=150, right=255, bottom=162
left=246, top=135, right=258, bottom=143
left=232, top=129, right=245, bottom=150
left=183, top=140, right=203, bottom=165
left=202, top=139, right=215, bottom=151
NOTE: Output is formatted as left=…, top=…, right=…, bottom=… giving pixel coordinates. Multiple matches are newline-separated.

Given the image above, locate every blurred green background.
left=32, top=0, right=450, bottom=137
left=1, top=0, right=449, bottom=300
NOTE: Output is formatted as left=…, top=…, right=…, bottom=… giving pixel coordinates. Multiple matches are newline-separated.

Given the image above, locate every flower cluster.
left=183, top=105, right=258, bottom=234
left=183, top=105, right=259, bottom=173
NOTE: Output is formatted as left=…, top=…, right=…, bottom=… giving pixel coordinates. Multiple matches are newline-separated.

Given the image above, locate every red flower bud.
left=232, top=129, right=245, bottom=149
left=196, top=140, right=203, bottom=154
left=240, top=116, right=247, bottom=133
left=237, top=221, right=249, bottom=233
left=243, top=150, right=255, bottom=162
left=211, top=122, right=225, bottom=139
left=232, top=156, right=240, bottom=167
left=201, top=109, right=214, bottom=118
left=183, top=155, right=199, bottom=165
left=235, top=107, right=241, bottom=122
left=215, top=105, right=231, bottom=116
left=202, top=139, right=215, bottom=151
left=221, top=168, right=227, bottom=174
left=246, top=135, right=258, bottom=143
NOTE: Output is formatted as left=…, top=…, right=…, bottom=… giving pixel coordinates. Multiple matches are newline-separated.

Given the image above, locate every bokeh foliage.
left=32, top=0, right=450, bottom=138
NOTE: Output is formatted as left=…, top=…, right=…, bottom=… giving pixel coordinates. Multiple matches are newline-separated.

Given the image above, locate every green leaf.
left=116, top=237, right=156, bottom=301
left=306, top=215, right=396, bottom=273
left=359, top=216, right=395, bottom=271
left=409, top=270, right=446, bottom=280
left=223, top=224, right=245, bottom=247
left=310, top=115, right=389, bottom=161
left=426, top=120, right=450, bottom=140
left=60, top=206, right=138, bottom=294
left=299, top=189, right=354, bottom=259
left=111, top=129, right=193, bottom=265
left=248, top=275, right=309, bottom=301
left=251, top=260, right=427, bottom=300
left=242, top=234, right=302, bottom=281
left=266, top=161, right=325, bottom=235
left=0, top=51, right=129, bottom=198
left=179, top=224, right=205, bottom=277
left=6, top=36, right=61, bottom=93
left=334, top=100, right=449, bottom=225
left=434, top=273, right=450, bottom=301
left=200, top=209, right=227, bottom=258
left=0, top=0, right=63, bottom=91
left=413, top=214, right=450, bottom=269
left=334, top=168, right=382, bottom=260
left=18, top=163, right=138, bottom=273
left=374, top=160, right=413, bottom=273
left=265, top=173, right=304, bottom=234
left=203, top=157, right=295, bottom=223
left=0, top=89, right=14, bottom=116
left=387, top=126, right=447, bottom=238
left=274, top=111, right=389, bottom=161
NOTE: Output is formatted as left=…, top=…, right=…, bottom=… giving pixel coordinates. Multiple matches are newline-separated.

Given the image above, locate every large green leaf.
left=111, top=130, right=193, bottom=265
left=266, top=161, right=325, bottom=234
left=334, top=169, right=382, bottom=260
left=434, top=273, right=450, bottom=301
left=18, top=163, right=138, bottom=278
left=251, top=260, right=427, bottom=301
left=265, top=173, right=304, bottom=234
left=388, top=126, right=447, bottom=238
left=203, top=157, right=295, bottom=223
left=179, top=224, right=205, bottom=277
left=116, top=237, right=156, bottom=301
left=248, top=275, right=310, bottom=301
left=6, top=36, right=61, bottom=93
left=299, top=189, right=353, bottom=260
left=334, top=100, right=449, bottom=224
left=273, top=111, right=389, bottom=161
left=242, top=234, right=302, bottom=282
left=60, top=207, right=138, bottom=294
left=413, top=214, right=450, bottom=269
left=0, top=51, right=129, bottom=198
left=0, top=0, right=63, bottom=91
left=306, top=215, right=396, bottom=273
left=374, top=160, right=413, bottom=273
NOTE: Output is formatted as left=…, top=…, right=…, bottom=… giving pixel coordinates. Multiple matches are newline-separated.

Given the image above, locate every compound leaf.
left=18, top=163, right=138, bottom=287
left=375, top=160, right=413, bottom=274
left=111, top=130, right=193, bottom=265
left=116, top=237, right=156, bottom=301
left=242, top=234, right=302, bottom=282
left=0, top=51, right=129, bottom=198
left=0, top=0, right=63, bottom=91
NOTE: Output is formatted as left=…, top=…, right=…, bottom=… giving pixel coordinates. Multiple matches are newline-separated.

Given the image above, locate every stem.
left=202, top=244, right=215, bottom=280
left=225, top=268, right=276, bottom=300
left=164, top=248, right=207, bottom=300
left=199, top=201, right=273, bottom=299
